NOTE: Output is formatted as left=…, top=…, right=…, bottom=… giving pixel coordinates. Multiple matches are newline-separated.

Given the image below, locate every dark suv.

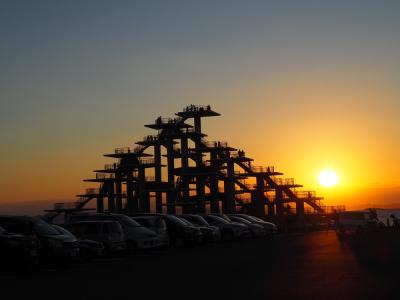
left=179, top=215, right=221, bottom=242
left=0, top=225, right=40, bottom=268
left=0, top=215, right=79, bottom=262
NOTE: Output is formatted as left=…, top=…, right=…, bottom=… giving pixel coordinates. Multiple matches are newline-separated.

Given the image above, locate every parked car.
left=0, top=215, right=79, bottom=262
left=229, top=214, right=278, bottom=235
left=209, top=213, right=232, bottom=222
left=132, top=214, right=201, bottom=247
left=65, top=213, right=163, bottom=250
left=52, top=225, right=104, bottom=259
left=202, top=215, right=249, bottom=240
left=131, top=215, right=169, bottom=247
left=228, top=216, right=267, bottom=237
left=0, top=225, right=40, bottom=267
left=179, top=214, right=221, bottom=242
left=66, top=221, right=126, bottom=253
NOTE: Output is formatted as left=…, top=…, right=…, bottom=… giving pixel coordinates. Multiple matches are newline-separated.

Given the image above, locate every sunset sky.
left=1, top=1, right=399, bottom=213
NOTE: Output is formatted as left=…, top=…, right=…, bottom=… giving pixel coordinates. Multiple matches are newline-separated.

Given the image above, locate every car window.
left=133, top=218, right=150, bottom=227
left=156, top=218, right=167, bottom=229
left=178, top=217, right=193, bottom=226
left=117, top=215, right=141, bottom=227
left=248, top=216, right=264, bottom=222
left=167, top=215, right=188, bottom=226
left=33, top=219, right=60, bottom=236
left=52, top=225, right=76, bottom=238
left=73, top=223, right=102, bottom=235
left=0, top=218, right=32, bottom=235
left=233, top=217, right=251, bottom=224
left=107, top=222, right=122, bottom=234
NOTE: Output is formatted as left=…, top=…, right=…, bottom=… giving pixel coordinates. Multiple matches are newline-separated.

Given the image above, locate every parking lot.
left=1, top=231, right=397, bottom=300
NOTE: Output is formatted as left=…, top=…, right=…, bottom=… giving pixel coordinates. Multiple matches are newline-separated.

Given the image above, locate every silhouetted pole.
left=138, top=167, right=148, bottom=212
left=107, top=181, right=115, bottom=212
left=96, top=196, right=104, bottom=213
left=180, top=136, right=191, bottom=213
left=276, top=188, right=284, bottom=219
left=154, top=143, right=162, bottom=213
left=254, top=174, right=266, bottom=218
left=166, top=140, right=175, bottom=214
left=223, top=160, right=235, bottom=213
left=210, top=149, right=220, bottom=213
left=126, top=173, right=134, bottom=213
left=194, top=116, right=205, bottom=213
left=115, top=181, right=122, bottom=212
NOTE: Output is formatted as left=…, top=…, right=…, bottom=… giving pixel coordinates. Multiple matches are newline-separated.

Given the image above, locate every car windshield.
left=117, top=215, right=141, bottom=227
left=167, top=215, right=189, bottom=226
left=248, top=216, right=265, bottom=222
left=208, top=216, right=229, bottom=224
left=52, top=225, right=76, bottom=238
left=33, top=219, right=60, bottom=236
left=133, top=218, right=150, bottom=227
left=186, top=216, right=209, bottom=226
left=178, top=217, right=194, bottom=226
left=232, top=217, right=251, bottom=224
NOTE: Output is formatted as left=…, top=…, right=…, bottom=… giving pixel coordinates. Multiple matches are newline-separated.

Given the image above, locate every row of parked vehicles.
left=0, top=213, right=278, bottom=268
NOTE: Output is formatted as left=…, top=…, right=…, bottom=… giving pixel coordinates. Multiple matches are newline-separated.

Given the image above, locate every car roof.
left=68, top=220, right=118, bottom=224
left=0, top=215, right=37, bottom=222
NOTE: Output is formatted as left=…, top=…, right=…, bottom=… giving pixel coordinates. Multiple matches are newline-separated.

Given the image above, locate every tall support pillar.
left=267, top=202, right=275, bottom=218
left=96, top=197, right=104, bottom=213
left=126, top=173, right=134, bottom=213
left=115, top=181, right=122, bottom=212
left=275, top=188, right=284, bottom=218
left=107, top=181, right=115, bottom=212
left=138, top=168, right=149, bottom=212
left=223, top=160, right=235, bottom=213
left=194, top=116, right=205, bottom=213
left=180, top=136, right=191, bottom=213
left=166, top=140, right=175, bottom=214
left=253, top=175, right=266, bottom=218
left=296, top=198, right=305, bottom=222
left=209, top=150, right=219, bottom=213
left=154, top=143, right=163, bottom=213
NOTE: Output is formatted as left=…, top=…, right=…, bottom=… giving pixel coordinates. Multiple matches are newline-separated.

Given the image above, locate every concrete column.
left=107, top=181, right=115, bottom=212
left=210, top=150, right=219, bottom=213
left=115, top=181, right=122, bottom=212
left=166, top=140, right=175, bottom=214
left=96, top=197, right=104, bottom=213
left=275, top=189, right=284, bottom=218
left=126, top=173, right=134, bottom=213
left=138, top=167, right=149, bottom=212
left=296, top=198, right=305, bottom=221
left=253, top=175, right=266, bottom=218
left=154, top=143, right=163, bottom=213
left=223, top=160, right=235, bottom=213
left=267, top=202, right=275, bottom=218
left=180, top=136, right=191, bottom=213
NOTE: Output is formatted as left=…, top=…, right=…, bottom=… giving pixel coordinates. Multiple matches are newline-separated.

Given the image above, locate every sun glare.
left=318, top=170, right=339, bottom=187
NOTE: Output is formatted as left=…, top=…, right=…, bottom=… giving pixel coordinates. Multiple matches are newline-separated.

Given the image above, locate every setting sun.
left=318, top=170, right=339, bottom=187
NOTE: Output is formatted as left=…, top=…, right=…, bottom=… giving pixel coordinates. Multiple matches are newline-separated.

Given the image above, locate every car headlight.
left=48, top=239, right=63, bottom=248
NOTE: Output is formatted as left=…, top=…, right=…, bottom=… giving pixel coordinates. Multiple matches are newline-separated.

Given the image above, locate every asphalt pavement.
left=1, top=231, right=397, bottom=300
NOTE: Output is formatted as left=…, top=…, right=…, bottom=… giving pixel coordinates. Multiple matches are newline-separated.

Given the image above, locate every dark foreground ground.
left=1, top=231, right=398, bottom=300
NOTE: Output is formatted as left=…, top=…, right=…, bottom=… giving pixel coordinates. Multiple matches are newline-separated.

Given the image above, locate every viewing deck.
left=176, top=105, right=220, bottom=118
